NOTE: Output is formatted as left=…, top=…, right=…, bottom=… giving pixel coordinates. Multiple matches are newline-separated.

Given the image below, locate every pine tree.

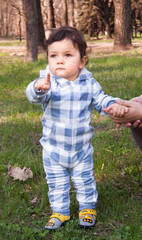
left=77, top=0, right=114, bottom=39
left=77, top=0, right=99, bottom=38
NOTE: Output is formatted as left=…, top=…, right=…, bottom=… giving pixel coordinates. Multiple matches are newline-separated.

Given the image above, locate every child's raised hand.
left=35, top=73, right=50, bottom=92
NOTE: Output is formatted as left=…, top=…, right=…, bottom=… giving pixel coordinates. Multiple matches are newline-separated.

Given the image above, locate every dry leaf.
left=30, top=197, right=38, bottom=204
left=8, top=165, right=33, bottom=181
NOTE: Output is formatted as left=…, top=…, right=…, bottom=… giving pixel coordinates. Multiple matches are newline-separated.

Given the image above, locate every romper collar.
left=52, top=67, right=92, bottom=87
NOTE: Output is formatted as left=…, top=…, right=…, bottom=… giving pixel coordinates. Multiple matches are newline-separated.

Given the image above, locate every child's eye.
left=66, top=54, right=72, bottom=57
left=50, top=54, right=56, bottom=58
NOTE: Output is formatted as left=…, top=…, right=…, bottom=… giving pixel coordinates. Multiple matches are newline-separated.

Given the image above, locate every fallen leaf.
left=8, top=165, right=33, bottom=181
left=30, top=197, right=38, bottom=204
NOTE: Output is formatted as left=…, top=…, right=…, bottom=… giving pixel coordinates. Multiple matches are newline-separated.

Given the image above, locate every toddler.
left=26, top=26, right=127, bottom=230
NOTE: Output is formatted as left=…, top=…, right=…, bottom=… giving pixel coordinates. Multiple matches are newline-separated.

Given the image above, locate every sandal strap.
left=50, top=213, right=70, bottom=223
left=79, top=209, right=97, bottom=220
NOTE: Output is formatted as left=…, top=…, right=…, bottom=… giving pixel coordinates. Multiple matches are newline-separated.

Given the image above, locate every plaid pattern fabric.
left=26, top=66, right=118, bottom=166
left=43, top=148, right=98, bottom=215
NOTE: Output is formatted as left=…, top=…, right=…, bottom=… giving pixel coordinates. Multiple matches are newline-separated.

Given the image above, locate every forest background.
left=0, top=0, right=142, bottom=61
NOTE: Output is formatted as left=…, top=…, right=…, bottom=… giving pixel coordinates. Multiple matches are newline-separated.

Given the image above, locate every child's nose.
left=57, top=57, right=64, bottom=64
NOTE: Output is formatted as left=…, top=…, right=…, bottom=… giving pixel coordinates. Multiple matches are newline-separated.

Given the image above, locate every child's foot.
left=45, top=213, right=70, bottom=230
left=79, top=209, right=97, bottom=228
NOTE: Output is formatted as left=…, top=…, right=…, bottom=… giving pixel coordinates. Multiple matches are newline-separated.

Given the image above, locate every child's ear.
left=79, top=56, right=87, bottom=69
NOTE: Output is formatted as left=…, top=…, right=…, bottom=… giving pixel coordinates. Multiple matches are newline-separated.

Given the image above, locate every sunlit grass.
left=0, top=39, right=25, bottom=46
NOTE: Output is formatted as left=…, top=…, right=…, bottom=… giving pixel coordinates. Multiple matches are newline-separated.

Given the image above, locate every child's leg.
left=43, top=150, right=71, bottom=216
left=71, top=152, right=98, bottom=211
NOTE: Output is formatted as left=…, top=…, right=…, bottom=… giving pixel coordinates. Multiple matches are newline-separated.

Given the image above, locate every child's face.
left=48, top=39, right=87, bottom=81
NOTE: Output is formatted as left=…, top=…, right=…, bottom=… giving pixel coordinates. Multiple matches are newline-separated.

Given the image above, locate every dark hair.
left=45, top=26, right=87, bottom=60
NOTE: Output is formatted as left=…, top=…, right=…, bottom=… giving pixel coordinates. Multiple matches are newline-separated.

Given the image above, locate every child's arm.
left=102, top=103, right=128, bottom=117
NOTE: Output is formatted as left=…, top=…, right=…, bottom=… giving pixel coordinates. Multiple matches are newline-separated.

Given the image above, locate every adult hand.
left=107, top=99, right=142, bottom=127
left=124, top=120, right=142, bottom=128
left=131, top=95, right=142, bottom=104
left=35, top=73, right=50, bottom=92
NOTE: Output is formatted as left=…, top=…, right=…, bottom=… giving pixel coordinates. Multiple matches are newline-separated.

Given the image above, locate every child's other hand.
left=35, top=73, right=50, bottom=92
left=103, top=103, right=128, bottom=117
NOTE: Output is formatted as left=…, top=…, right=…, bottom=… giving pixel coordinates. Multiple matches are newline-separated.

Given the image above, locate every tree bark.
left=48, top=0, right=55, bottom=28
left=22, top=0, right=38, bottom=62
left=113, top=0, right=133, bottom=50
left=62, top=0, right=68, bottom=26
left=11, top=2, right=23, bottom=41
left=103, top=0, right=112, bottom=39
left=36, top=0, right=46, bottom=49
left=70, top=0, right=75, bottom=27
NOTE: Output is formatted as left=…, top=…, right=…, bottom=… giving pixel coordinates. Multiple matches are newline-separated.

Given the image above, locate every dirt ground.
left=0, top=40, right=142, bottom=57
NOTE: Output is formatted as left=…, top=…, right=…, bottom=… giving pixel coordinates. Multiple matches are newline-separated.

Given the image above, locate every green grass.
left=0, top=39, right=25, bottom=46
left=0, top=41, right=142, bottom=240
left=85, top=34, right=142, bottom=43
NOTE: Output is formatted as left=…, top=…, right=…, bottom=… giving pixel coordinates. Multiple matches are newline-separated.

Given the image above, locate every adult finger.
left=116, top=99, right=132, bottom=107
left=124, top=122, right=132, bottom=127
left=131, top=120, right=141, bottom=128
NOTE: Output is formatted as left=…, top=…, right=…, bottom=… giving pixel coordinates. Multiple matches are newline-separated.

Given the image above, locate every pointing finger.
left=47, top=73, right=50, bottom=83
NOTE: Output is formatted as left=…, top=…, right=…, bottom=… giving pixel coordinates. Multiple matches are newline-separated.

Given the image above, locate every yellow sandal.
left=79, top=209, right=97, bottom=228
left=45, top=213, right=70, bottom=230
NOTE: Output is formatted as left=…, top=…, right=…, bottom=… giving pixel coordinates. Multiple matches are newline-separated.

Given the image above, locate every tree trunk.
left=22, top=0, right=38, bottom=62
left=103, top=1, right=112, bottom=39
left=62, top=0, right=68, bottom=26
left=19, top=13, right=22, bottom=41
left=36, top=0, right=46, bottom=49
left=70, top=0, right=75, bottom=27
left=105, top=20, right=112, bottom=39
left=113, top=0, right=133, bottom=50
left=48, top=0, right=55, bottom=28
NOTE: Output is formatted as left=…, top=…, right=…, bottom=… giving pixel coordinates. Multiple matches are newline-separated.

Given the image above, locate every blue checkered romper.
left=26, top=66, right=118, bottom=215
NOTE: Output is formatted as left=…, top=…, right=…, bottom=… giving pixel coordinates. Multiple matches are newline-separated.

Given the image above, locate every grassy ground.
left=0, top=41, right=142, bottom=240
left=0, top=40, right=25, bottom=46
